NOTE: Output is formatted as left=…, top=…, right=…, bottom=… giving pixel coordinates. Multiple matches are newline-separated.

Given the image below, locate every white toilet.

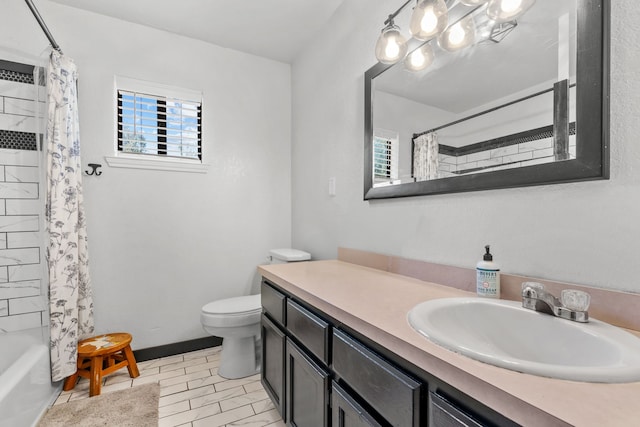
left=200, top=248, right=311, bottom=379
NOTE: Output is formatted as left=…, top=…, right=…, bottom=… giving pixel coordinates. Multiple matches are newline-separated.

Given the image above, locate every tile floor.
left=53, top=346, right=285, bottom=427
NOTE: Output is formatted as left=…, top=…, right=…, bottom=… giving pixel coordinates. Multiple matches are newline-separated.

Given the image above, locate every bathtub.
left=0, top=328, right=60, bottom=427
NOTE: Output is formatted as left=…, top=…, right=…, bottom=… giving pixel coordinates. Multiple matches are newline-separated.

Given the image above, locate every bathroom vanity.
left=259, top=257, right=640, bottom=426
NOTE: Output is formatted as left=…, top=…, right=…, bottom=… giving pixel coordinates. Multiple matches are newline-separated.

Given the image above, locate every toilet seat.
left=201, top=294, right=261, bottom=328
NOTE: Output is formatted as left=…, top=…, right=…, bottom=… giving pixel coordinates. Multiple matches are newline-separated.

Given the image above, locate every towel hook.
left=85, top=163, right=102, bottom=176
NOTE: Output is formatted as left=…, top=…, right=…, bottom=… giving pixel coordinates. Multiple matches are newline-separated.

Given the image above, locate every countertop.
left=258, top=259, right=640, bottom=427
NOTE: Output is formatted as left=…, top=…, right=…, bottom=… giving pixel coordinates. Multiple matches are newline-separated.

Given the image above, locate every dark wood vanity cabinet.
left=261, top=279, right=516, bottom=427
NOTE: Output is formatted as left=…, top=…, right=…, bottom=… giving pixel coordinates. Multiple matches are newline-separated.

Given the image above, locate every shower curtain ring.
left=85, top=163, right=102, bottom=176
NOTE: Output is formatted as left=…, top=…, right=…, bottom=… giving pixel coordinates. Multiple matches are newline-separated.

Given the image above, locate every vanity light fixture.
left=404, top=43, right=435, bottom=71
left=375, top=0, right=535, bottom=69
left=409, top=0, right=449, bottom=41
left=486, top=0, right=536, bottom=23
left=375, top=20, right=409, bottom=64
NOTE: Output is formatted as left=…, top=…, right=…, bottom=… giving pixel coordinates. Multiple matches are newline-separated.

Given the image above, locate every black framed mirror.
left=364, top=0, right=609, bottom=200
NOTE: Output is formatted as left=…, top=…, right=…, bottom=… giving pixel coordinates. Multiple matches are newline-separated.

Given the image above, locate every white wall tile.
left=0, top=248, right=39, bottom=266
left=532, top=148, right=554, bottom=159
left=0, top=266, right=7, bottom=283
left=0, top=182, right=38, bottom=199
left=519, top=138, right=553, bottom=152
left=0, top=112, right=37, bottom=133
left=9, top=295, right=45, bottom=315
left=8, top=263, right=42, bottom=281
left=466, top=151, right=491, bottom=162
left=0, top=233, right=6, bottom=249
left=3, top=98, right=44, bottom=118
left=7, top=231, right=40, bottom=248
left=0, top=80, right=37, bottom=102
left=5, top=166, right=39, bottom=183
left=0, top=299, right=7, bottom=316
left=0, top=149, right=39, bottom=166
left=0, top=165, right=4, bottom=181
left=503, top=151, right=534, bottom=163
left=0, top=215, right=39, bottom=232
left=490, top=145, right=519, bottom=158
left=0, top=311, right=42, bottom=331
left=0, top=200, right=5, bottom=216
left=0, top=95, right=4, bottom=114
left=6, top=199, right=41, bottom=215
left=0, top=280, right=40, bottom=299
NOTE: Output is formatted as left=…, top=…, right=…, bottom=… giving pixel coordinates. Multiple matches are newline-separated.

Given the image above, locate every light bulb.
left=409, top=0, right=448, bottom=41
left=420, top=7, right=438, bottom=34
left=486, top=0, right=535, bottom=23
left=437, top=15, right=476, bottom=52
left=385, top=37, right=401, bottom=59
left=448, top=23, right=466, bottom=45
left=500, top=0, right=522, bottom=13
left=404, top=44, right=435, bottom=72
left=375, top=23, right=408, bottom=64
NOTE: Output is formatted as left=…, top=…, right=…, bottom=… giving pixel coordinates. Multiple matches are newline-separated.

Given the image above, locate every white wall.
left=1, top=0, right=292, bottom=348
left=291, top=0, right=640, bottom=294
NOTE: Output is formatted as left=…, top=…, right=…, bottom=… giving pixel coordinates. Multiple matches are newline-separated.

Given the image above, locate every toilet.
left=200, top=248, right=311, bottom=379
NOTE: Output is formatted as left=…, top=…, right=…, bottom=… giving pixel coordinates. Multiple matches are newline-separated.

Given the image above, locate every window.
left=118, top=90, right=201, bottom=160
left=108, top=76, right=207, bottom=173
left=373, top=129, right=399, bottom=185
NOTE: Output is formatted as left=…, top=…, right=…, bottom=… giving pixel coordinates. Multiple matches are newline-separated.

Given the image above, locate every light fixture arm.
left=383, top=0, right=414, bottom=26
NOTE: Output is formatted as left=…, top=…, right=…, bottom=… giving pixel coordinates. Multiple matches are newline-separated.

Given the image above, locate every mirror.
left=364, top=0, right=609, bottom=200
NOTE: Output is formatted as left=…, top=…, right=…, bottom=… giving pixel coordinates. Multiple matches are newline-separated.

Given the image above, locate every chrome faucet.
left=521, top=282, right=590, bottom=323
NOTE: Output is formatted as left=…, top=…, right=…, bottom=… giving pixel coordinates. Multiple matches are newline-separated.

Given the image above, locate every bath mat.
left=37, top=382, right=159, bottom=427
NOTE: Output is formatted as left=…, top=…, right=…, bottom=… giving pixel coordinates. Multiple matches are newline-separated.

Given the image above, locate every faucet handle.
left=560, top=289, right=591, bottom=311
left=521, top=281, right=544, bottom=295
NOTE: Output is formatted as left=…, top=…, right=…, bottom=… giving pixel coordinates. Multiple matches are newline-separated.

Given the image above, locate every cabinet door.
left=261, top=314, right=286, bottom=419
left=332, top=381, right=383, bottom=427
left=286, top=339, right=330, bottom=427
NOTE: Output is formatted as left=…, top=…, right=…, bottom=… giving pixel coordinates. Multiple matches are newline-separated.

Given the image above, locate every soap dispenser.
left=477, top=245, right=500, bottom=298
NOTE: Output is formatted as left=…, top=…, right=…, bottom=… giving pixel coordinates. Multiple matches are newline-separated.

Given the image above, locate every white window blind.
left=117, top=90, right=201, bottom=160
left=373, top=129, right=399, bottom=182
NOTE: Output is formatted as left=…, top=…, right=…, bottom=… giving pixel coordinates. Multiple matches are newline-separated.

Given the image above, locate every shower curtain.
left=45, top=51, right=94, bottom=382
left=413, top=132, right=439, bottom=181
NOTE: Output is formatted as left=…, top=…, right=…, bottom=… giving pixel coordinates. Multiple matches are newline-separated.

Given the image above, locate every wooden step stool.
left=62, top=332, right=140, bottom=397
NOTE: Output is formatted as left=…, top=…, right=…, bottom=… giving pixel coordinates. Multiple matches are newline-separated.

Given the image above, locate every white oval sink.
left=407, top=298, right=640, bottom=383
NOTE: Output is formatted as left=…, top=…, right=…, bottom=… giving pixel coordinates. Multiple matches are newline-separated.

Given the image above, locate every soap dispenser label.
left=477, top=269, right=500, bottom=297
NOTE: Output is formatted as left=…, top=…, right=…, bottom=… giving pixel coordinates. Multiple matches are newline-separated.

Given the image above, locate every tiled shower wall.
left=0, top=61, right=46, bottom=332
left=438, top=135, right=577, bottom=178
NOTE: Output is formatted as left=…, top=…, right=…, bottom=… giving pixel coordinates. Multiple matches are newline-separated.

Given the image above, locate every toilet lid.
left=202, top=294, right=261, bottom=315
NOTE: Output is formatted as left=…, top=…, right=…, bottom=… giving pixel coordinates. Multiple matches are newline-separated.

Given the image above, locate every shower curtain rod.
left=24, top=0, right=63, bottom=54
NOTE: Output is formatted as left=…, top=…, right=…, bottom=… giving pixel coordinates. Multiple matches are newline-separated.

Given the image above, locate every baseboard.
left=133, top=336, right=222, bottom=362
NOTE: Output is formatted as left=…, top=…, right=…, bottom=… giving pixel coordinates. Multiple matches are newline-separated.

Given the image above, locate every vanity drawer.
left=262, top=281, right=286, bottom=326
left=332, top=329, right=422, bottom=427
left=430, top=392, right=484, bottom=427
left=286, top=299, right=330, bottom=364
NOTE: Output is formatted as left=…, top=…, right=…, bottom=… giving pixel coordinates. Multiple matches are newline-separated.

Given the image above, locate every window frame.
left=107, top=76, right=208, bottom=173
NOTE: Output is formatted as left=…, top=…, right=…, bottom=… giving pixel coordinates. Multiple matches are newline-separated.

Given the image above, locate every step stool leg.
left=62, top=355, right=83, bottom=391
left=123, top=345, right=140, bottom=378
left=89, top=356, right=103, bottom=397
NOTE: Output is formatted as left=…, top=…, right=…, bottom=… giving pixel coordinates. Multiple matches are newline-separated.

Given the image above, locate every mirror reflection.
left=371, top=0, right=577, bottom=187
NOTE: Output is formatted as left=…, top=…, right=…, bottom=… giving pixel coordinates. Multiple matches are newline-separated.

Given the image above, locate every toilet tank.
left=269, top=248, right=311, bottom=264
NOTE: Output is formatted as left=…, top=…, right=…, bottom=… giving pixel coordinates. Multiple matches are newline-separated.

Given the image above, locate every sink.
left=407, top=298, right=640, bottom=383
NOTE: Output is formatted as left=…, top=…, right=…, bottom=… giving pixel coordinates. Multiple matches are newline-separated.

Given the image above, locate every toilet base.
left=218, top=336, right=260, bottom=379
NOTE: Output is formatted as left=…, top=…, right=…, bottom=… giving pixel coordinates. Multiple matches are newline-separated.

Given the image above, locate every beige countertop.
left=258, top=259, right=640, bottom=427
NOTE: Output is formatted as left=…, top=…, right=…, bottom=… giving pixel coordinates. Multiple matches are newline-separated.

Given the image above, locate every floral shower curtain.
left=45, top=51, right=94, bottom=382
left=413, top=132, right=439, bottom=181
